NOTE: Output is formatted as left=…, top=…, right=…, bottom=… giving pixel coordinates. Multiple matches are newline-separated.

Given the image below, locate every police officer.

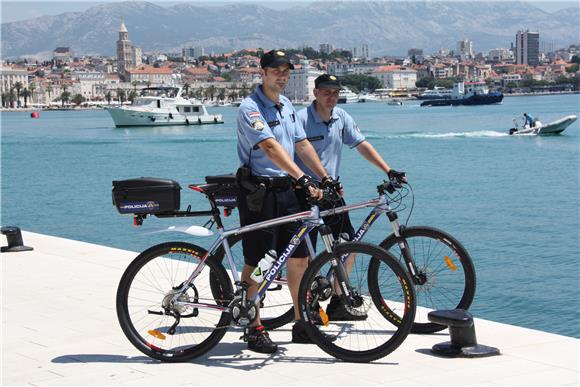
left=237, top=50, right=331, bottom=353
left=295, top=73, right=407, bottom=320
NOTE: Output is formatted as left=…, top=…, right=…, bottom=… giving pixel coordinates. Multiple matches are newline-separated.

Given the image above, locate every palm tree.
left=60, top=90, right=71, bottom=107
left=21, top=88, right=31, bottom=108
left=28, top=83, right=36, bottom=105
left=217, top=88, right=226, bottom=102
left=183, top=82, right=190, bottom=96
left=14, top=81, right=23, bottom=107
left=72, top=94, right=85, bottom=106
left=1, top=92, right=6, bottom=108
left=117, top=88, right=126, bottom=103
left=128, top=90, right=137, bottom=103
left=228, top=90, right=238, bottom=102
left=47, top=84, right=53, bottom=103
left=105, top=91, right=112, bottom=105
left=7, top=88, right=16, bottom=108
left=207, top=85, right=216, bottom=101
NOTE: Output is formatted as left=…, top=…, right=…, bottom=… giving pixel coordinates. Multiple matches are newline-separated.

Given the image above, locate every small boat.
left=105, top=87, right=223, bottom=127
left=509, top=115, right=577, bottom=135
left=387, top=99, right=403, bottom=106
left=358, top=94, right=379, bottom=103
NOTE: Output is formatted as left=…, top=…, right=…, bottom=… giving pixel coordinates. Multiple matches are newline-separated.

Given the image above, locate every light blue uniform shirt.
left=237, top=86, right=306, bottom=177
left=296, top=103, right=365, bottom=180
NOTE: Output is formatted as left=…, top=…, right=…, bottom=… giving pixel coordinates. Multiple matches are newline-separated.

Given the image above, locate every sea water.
left=2, top=94, right=579, bottom=338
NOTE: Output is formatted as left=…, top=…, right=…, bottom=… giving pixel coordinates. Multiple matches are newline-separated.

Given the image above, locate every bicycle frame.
left=317, top=191, right=421, bottom=283
left=167, top=204, right=351, bottom=316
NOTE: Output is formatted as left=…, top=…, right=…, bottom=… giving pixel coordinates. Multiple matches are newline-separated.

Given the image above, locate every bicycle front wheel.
left=298, top=242, right=415, bottom=363
left=116, top=242, right=234, bottom=362
left=378, top=226, right=476, bottom=333
left=211, top=234, right=294, bottom=330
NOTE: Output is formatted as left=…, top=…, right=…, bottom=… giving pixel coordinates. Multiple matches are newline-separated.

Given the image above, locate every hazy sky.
left=2, top=0, right=579, bottom=23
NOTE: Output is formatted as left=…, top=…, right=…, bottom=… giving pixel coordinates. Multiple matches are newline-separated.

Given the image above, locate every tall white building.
left=516, top=30, right=540, bottom=66
left=183, top=46, right=205, bottom=60
left=319, top=43, right=335, bottom=55
left=456, top=39, right=474, bottom=59
left=284, top=60, right=321, bottom=102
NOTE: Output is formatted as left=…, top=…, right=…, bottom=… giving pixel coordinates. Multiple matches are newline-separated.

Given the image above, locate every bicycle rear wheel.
left=378, top=226, right=476, bottom=333
left=116, top=242, right=234, bottom=362
left=298, top=242, right=415, bottom=363
left=211, top=234, right=294, bottom=330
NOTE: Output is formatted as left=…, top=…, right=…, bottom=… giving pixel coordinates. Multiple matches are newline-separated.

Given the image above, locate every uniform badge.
left=276, top=51, right=285, bottom=56
left=252, top=120, right=265, bottom=131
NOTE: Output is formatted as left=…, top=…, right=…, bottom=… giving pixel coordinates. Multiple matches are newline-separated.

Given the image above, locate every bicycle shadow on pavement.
left=52, top=341, right=399, bottom=370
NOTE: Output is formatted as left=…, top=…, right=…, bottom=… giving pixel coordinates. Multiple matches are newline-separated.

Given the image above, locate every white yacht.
left=338, top=88, right=359, bottom=104
left=105, top=87, right=224, bottom=127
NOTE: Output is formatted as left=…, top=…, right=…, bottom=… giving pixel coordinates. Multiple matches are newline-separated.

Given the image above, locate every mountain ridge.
left=2, top=1, right=579, bottom=58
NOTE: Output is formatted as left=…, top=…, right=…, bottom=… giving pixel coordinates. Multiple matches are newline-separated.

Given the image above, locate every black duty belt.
left=252, top=175, right=292, bottom=190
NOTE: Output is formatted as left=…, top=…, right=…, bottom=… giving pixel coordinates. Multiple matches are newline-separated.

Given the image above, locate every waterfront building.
left=373, top=66, right=417, bottom=89
left=230, top=67, right=260, bottom=83
left=71, top=71, right=107, bottom=99
left=0, top=66, right=29, bottom=106
left=516, top=30, right=540, bottom=67
left=125, top=65, right=173, bottom=86
left=327, top=62, right=379, bottom=76
left=488, top=48, right=515, bottom=63
left=182, top=66, right=213, bottom=83
left=284, top=60, right=321, bottom=102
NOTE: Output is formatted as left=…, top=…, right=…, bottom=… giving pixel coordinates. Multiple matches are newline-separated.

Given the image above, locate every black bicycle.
left=113, top=175, right=416, bottom=363
left=214, top=179, right=476, bottom=334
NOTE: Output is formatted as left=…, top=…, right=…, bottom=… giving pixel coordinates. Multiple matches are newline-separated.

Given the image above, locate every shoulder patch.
left=252, top=120, right=265, bottom=131
left=248, top=111, right=261, bottom=118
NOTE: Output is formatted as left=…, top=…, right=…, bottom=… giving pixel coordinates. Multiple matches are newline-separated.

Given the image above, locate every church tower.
left=116, top=21, right=134, bottom=79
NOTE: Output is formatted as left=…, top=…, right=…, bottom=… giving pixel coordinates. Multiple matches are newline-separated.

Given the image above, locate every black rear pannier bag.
left=112, top=177, right=181, bottom=214
left=205, top=174, right=239, bottom=208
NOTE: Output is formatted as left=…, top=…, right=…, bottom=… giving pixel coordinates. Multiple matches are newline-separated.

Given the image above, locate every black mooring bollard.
left=428, top=309, right=500, bottom=358
left=1, top=226, right=33, bottom=253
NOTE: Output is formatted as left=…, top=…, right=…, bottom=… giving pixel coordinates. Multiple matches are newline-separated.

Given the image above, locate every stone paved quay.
left=2, top=231, right=579, bottom=386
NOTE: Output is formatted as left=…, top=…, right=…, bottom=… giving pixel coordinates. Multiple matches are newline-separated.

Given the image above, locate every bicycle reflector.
left=444, top=256, right=457, bottom=271
left=148, top=329, right=166, bottom=340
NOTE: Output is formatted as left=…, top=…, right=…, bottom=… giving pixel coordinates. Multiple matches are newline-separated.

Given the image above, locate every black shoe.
left=326, top=296, right=368, bottom=321
left=291, top=320, right=336, bottom=344
left=246, top=325, right=278, bottom=354
left=308, top=301, right=325, bottom=326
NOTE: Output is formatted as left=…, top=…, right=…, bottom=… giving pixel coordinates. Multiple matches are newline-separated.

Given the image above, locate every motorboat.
left=105, top=87, right=224, bottom=127
left=509, top=115, right=577, bottom=135
left=420, top=81, right=503, bottom=107
left=387, top=99, right=403, bottom=106
left=338, top=88, right=359, bottom=104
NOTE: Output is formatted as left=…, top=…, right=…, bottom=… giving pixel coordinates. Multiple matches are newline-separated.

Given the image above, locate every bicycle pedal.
left=319, top=308, right=330, bottom=326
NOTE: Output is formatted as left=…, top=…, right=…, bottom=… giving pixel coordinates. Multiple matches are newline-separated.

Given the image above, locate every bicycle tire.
left=298, top=242, right=416, bottom=363
left=211, top=234, right=294, bottom=330
left=377, top=226, right=476, bottom=334
left=116, top=242, right=234, bottom=362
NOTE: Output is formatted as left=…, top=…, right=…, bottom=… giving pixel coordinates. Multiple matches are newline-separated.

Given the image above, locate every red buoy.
left=30, top=112, right=40, bottom=118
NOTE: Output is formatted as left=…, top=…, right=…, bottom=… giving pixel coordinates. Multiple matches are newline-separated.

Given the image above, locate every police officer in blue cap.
left=236, top=50, right=332, bottom=353
left=295, top=73, right=407, bottom=320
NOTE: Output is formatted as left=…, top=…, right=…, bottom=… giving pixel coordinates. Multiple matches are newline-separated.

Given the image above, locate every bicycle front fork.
left=387, top=211, right=425, bottom=285
left=319, top=225, right=358, bottom=308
